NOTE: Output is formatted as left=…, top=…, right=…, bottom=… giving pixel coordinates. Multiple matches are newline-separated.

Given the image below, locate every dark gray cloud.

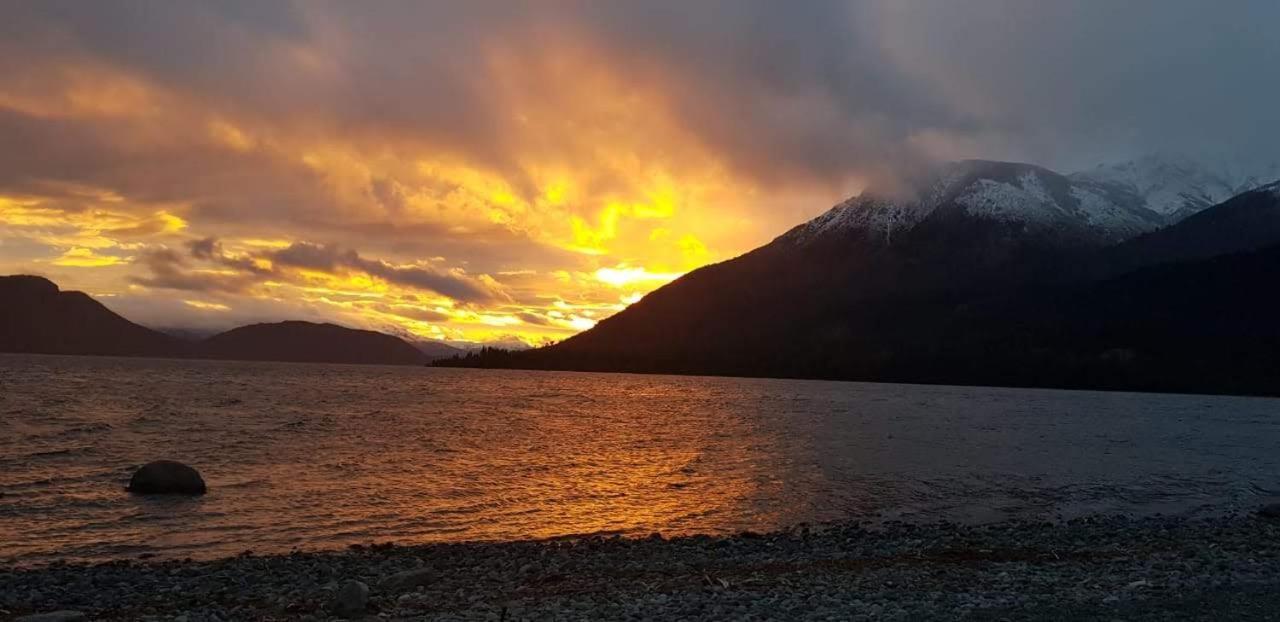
left=131, top=239, right=503, bottom=304
left=187, top=237, right=269, bottom=274
left=268, top=242, right=503, bottom=303
left=130, top=249, right=256, bottom=293
left=187, top=237, right=219, bottom=260
left=269, top=242, right=353, bottom=273
left=5, top=1, right=1275, bottom=187
left=372, top=304, right=450, bottom=323
left=516, top=312, right=552, bottom=327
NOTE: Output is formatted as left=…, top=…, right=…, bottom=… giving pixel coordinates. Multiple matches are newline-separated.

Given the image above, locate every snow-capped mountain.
left=461, top=162, right=1280, bottom=395
left=786, top=156, right=1280, bottom=249
left=1069, top=153, right=1280, bottom=221
left=785, top=160, right=1165, bottom=247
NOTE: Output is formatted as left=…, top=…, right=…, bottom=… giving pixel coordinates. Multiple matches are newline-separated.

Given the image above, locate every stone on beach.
left=332, top=579, right=369, bottom=618
left=4, top=514, right=1280, bottom=620
left=380, top=566, right=433, bottom=590
left=15, top=612, right=87, bottom=622
left=126, top=460, right=207, bottom=495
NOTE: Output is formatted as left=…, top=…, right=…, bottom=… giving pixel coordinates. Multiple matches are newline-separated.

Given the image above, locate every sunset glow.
left=0, top=15, right=825, bottom=346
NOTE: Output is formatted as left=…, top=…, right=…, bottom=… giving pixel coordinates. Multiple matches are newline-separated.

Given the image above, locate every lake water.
left=2, top=353, right=1279, bottom=566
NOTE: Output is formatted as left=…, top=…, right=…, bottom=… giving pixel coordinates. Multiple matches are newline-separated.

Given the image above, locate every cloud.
left=268, top=242, right=505, bottom=303
left=372, top=304, right=450, bottom=323
left=130, top=237, right=506, bottom=305
left=516, top=312, right=552, bottom=327
left=8, top=2, right=1275, bottom=182
left=129, top=248, right=255, bottom=293
left=51, top=246, right=128, bottom=267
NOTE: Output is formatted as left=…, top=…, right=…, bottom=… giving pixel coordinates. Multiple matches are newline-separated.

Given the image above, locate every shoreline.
left=10, top=352, right=1280, bottom=400
left=4, top=511, right=1280, bottom=620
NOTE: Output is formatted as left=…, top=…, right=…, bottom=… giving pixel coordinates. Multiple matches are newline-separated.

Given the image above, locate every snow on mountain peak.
left=785, top=155, right=1278, bottom=249
left=1069, top=153, right=1280, bottom=219
left=955, top=169, right=1061, bottom=225
left=786, top=160, right=1159, bottom=247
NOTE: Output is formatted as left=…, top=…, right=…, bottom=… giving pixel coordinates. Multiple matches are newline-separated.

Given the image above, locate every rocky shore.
left=4, top=511, right=1280, bottom=621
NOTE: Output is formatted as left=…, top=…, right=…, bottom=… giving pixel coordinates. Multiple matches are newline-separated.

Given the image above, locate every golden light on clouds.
left=594, top=265, right=682, bottom=288
left=183, top=299, right=231, bottom=312
left=52, top=247, right=127, bottom=268
left=0, top=7, right=845, bottom=348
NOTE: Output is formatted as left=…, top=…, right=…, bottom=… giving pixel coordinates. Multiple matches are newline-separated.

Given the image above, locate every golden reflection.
left=405, top=378, right=814, bottom=541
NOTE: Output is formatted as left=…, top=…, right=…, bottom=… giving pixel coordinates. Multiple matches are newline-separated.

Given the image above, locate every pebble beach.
left=5, top=510, right=1280, bottom=621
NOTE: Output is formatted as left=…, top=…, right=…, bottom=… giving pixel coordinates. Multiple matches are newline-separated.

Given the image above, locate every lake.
left=2, top=353, right=1278, bottom=566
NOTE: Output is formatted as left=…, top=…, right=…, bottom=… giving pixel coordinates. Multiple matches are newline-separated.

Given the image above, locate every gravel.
left=3, top=510, right=1280, bottom=620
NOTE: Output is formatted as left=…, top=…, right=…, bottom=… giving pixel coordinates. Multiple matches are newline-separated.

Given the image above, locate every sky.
left=2, top=1, right=1278, bottom=346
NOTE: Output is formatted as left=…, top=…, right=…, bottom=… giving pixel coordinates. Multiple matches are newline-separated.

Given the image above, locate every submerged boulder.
left=127, top=460, right=207, bottom=495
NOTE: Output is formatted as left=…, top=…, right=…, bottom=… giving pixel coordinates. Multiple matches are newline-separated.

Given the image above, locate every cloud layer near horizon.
left=2, top=1, right=1278, bottom=343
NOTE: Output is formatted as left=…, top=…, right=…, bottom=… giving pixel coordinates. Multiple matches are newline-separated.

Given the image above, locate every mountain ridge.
left=0, top=275, right=452, bottom=366
left=0, top=275, right=185, bottom=357
left=1069, top=153, right=1280, bottom=220
left=200, top=320, right=430, bottom=365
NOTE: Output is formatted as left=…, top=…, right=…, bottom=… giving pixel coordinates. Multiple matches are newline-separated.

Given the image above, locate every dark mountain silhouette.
left=406, top=338, right=466, bottom=361
left=199, top=321, right=429, bottom=365
left=972, top=242, right=1280, bottom=395
left=1, top=276, right=444, bottom=366
left=439, top=172, right=1280, bottom=396
left=1103, top=181, right=1280, bottom=273
left=0, top=275, right=186, bottom=357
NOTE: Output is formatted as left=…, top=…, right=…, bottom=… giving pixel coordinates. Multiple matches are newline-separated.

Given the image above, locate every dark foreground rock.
left=331, top=579, right=368, bottom=618
left=126, top=461, right=207, bottom=495
left=3, top=512, right=1280, bottom=621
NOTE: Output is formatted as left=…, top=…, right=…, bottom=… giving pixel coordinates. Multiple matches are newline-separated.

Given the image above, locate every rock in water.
left=1259, top=503, right=1280, bottom=519
left=332, top=579, right=369, bottom=618
left=126, top=460, right=207, bottom=495
left=16, top=612, right=87, bottom=622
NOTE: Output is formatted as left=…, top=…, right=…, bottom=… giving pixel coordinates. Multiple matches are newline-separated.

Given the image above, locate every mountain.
left=157, top=326, right=221, bottom=341
left=789, top=159, right=1166, bottom=248
left=0, top=275, right=185, bottom=357
left=1104, top=180, right=1280, bottom=273
left=937, top=241, right=1280, bottom=395
left=442, top=161, right=1280, bottom=395
left=511, top=160, right=1170, bottom=373
left=199, top=321, right=429, bottom=365
left=0, top=276, right=437, bottom=366
left=1070, top=153, right=1280, bottom=221
left=407, top=338, right=466, bottom=361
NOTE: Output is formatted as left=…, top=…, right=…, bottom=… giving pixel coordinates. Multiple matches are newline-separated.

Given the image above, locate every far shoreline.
left=8, top=350, right=1280, bottom=400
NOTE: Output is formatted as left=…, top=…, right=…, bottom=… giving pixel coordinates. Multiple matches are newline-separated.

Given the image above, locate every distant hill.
left=0, top=276, right=444, bottom=366
left=199, top=321, right=429, bottom=365
left=407, top=338, right=466, bottom=361
left=0, top=275, right=186, bottom=357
